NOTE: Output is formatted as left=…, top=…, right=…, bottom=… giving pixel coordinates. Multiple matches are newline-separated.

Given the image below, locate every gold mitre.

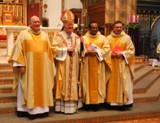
left=60, top=10, right=74, bottom=23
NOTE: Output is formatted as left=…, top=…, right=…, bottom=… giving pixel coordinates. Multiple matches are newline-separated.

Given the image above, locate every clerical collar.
left=89, top=32, right=96, bottom=36
left=29, top=27, right=41, bottom=35
left=63, top=30, right=72, bottom=39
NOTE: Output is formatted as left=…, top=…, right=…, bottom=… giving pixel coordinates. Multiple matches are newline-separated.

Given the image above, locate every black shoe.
left=122, top=104, right=133, bottom=111
left=83, top=104, right=91, bottom=111
left=104, top=103, right=112, bottom=110
left=109, top=106, right=123, bottom=111
left=27, top=114, right=37, bottom=120
left=17, top=111, right=28, bottom=117
left=119, top=106, right=126, bottom=111
left=92, top=104, right=99, bottom=112
left=93, top=108, right=99, bottom=112
left=125, top=104, right=133, bottom=108
left=37, top=112, right=49, bottom=118
left=113, top=105, right=131, bottom=111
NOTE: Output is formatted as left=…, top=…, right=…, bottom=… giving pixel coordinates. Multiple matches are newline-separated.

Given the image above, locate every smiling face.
left=63, top=22, right=74, bottom=34
left=89, top=22, right=99, bottom=35
left=29, top=16, right=41, bottom=32
left=113, top=22, right=123, bottom=35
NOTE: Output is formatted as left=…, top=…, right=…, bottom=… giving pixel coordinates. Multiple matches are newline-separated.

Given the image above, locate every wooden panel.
left=70, top=8, right=82, bottom=25
left=88, top=2, right=105, bottom=26
left=89, top=13, right=104, bottom=27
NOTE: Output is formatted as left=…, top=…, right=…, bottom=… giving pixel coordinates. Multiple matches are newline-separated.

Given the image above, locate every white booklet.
left=88, top=43, right=103, bottom=61
left=121, top=52, right=128, bottom=64
left=88, top=43, right=100, bottom=50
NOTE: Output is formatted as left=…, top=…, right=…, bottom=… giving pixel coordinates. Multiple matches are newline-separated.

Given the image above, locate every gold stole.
left=86, top=37, right=103, bottom=103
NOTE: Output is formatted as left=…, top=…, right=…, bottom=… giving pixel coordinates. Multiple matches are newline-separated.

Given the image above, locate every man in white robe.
left=51, top=10, right=84, bottom=114
left=106, top=21, right=135, bottom=111
left=8, top=16, right=56, bottom=119
left=82, top=21, right=111, bottom=111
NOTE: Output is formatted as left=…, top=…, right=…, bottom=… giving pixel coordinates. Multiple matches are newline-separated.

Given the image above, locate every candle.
left=132, top=15, right=136, bottom=23
left=136, top=16, right=139, bottom=23
left=128, top=15, right=131, bottom=23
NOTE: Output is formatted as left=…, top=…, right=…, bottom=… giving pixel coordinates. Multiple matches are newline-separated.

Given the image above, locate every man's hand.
left=116, top=52, right=122, bottom=58
left=87, top=50, right=97, bottom=56
left=67, top=46, right=75, bottom=56
left=80, top=37, right=84, bottom=43
left=67, top=46, right=75, bottom=52
left=111, top=52, right=116, bottom=57
left=19, top=67, right=26, bottom=74
left=111, top=51, right=122, bottom=58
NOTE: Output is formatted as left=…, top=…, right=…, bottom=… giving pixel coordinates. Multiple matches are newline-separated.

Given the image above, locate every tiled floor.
left=111, top=117, right=160, bottom=123
left=0, top=47, right=160, bottom=123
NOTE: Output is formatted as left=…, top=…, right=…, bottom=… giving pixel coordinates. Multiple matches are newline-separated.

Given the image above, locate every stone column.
left=105, top=0, right=115, bottom=24
left=105, top=0, right=137, bottom=35
left=105, top=0, right=137, bottom=24
left=127, top=0, right=137, bottom=23
left=105, top=0, right=115, bottom=35
left=115, top=0, right=127, bottom=23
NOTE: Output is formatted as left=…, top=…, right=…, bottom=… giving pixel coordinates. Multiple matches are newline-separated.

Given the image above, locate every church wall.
left=64, top=0, right=82, bottom=10
left=42, top=0, right=82, bottom=28
left=42, top=0, right=62, bottom=27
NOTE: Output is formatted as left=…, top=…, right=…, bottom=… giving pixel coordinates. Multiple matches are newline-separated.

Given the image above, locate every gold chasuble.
left=106, top=31, right=135, bottom=104
left=8, top=28, right=56, bottom=109
left=52, top=31, right=83, bottom=101
left=82, top=31, right=111, bottom=104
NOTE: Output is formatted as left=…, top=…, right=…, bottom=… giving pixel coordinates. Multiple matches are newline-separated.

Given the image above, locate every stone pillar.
left=115, top=0, right=127, bottom=23
left=105, top=0, right=137, bottom=35
left=127, top=0, right=137, bottom=23
left=105, top=0, right=115, bottom=35
left=105, top=0, right=137, bottom=24
left=105, top=0, right=115, bottom=24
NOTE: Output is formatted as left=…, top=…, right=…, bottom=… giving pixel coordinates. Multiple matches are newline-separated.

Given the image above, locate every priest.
left=8, top=16, right=56, bottom=120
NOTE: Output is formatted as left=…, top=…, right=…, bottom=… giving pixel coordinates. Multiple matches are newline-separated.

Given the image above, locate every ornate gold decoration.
left=3, top=0, right=12, bottom=3
left=15, top=0, right=19, bottom=3
left=2, top=11, right=14, bottom=25
left=13, top=30, right=20, bottom=41
left=48, top=32, right=54, bottom=38
left=48, top=32, right=54, bottom=43
left=17, top=5, right=22, bottom=25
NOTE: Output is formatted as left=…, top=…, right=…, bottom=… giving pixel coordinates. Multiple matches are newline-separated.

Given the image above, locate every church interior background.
left=0, top=0, right=160, bottom=59
left=0, top=0, right=160, bottom=123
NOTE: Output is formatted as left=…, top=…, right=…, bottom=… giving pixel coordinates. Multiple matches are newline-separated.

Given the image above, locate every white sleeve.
left=121, top=52, right=129, bottom=64
left=13, top=61, right=24, bottom=67
left=55, top=48, right=67, bottom=61
left=95, top=49, right=103, bottom=61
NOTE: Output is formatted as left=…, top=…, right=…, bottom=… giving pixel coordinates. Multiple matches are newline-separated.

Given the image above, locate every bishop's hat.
left=60, top=10, right=74, bottom=23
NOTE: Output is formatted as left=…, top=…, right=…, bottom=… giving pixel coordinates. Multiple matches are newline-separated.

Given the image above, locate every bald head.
left=29, top=16, right=41, bottom=32
left=30, top=16, right=39, bottom=23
